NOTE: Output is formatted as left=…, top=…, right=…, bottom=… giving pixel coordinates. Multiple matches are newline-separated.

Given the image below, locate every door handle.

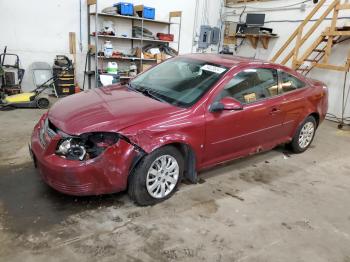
left=270, top=107, right=281, bottom=114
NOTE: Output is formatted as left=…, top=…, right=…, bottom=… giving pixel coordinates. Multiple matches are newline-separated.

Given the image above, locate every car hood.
left=48, top=85, right=184, bottom=135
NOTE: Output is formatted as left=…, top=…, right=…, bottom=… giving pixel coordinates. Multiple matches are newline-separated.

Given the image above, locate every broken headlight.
left=56, top=132, right=119, bottom=161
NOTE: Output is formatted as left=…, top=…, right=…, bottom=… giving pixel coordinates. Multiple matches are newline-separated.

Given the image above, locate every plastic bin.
left=157, top=33, right=174, bottom=42
left=114, top=2, right=134, bottom=16
left=135, top=5, right=155, bottom=20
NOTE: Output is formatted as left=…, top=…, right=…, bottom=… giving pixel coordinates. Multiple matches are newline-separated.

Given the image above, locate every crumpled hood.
left=48, top=85, right=183, bottom=135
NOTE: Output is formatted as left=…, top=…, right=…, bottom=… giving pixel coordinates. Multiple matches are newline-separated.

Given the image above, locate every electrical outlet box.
left=211, top=27, right=220, bottom=44
left=198, top=25, right=211, bottom=49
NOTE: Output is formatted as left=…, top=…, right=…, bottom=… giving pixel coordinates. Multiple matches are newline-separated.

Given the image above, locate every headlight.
left=56, top=132, right=119, bottom=161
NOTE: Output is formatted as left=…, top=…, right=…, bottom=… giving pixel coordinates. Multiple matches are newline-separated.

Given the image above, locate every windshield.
left=130, top=57, right=228, bottom=107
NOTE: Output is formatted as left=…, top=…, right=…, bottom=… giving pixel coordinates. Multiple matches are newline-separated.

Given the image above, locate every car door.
left=203, top=67, right=285, bottom=167
left=277, top=70, right=311, bottom=138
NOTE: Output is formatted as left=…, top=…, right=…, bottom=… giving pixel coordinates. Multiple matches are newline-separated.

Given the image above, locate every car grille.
left=45, top=177, right=94, bottom=194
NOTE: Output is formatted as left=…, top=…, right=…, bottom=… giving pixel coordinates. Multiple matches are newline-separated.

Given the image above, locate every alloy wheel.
left=298, top=122, right=315, bottom=149
left=146, top=155, right=179, bottom=199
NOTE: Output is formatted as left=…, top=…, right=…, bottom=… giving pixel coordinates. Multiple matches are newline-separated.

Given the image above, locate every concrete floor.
left=0, top=109, right=350, bottom=262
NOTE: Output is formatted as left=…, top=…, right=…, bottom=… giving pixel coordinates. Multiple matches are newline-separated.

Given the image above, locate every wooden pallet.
left=271, top=0, right=350, bottom=75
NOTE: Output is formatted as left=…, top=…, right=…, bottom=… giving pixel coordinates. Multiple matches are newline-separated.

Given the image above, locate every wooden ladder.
left=271, top=0, right=350, bottom=75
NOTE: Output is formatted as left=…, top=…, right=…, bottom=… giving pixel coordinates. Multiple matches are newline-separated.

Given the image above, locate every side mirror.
left=210, top=97, right=243, bottom=112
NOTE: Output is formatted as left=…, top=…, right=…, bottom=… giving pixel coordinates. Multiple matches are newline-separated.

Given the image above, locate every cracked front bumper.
left=30, top=117, right=141, bottom=196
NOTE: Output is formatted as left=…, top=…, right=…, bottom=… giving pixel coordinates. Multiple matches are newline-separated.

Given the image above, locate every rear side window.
left=281, top=71, right=306, bottom=93
left=220, top=68, right=279, bottom=104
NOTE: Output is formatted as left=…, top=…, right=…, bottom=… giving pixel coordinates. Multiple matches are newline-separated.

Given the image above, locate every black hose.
left=82, top=49, right=90, bottom=91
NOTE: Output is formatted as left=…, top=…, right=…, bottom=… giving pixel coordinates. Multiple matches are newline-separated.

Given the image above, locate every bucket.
left=107, top=62, right=118, bottom=74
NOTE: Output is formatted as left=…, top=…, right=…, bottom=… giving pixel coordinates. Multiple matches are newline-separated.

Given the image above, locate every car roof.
left=176, top=54, right=310, bottom=83
left=181, top=53, right=268, bottom=68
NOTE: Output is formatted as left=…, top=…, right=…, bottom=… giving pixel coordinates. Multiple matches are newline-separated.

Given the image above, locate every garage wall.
left=0, top=0, right=212, bottom=91
left=0, top=0, right=84, bottom=91
left=223, top=0, right=350, bottom=119
left=0, top=0, right=348, bottom=119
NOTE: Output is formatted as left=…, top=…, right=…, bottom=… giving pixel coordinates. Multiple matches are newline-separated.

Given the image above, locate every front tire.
left=128, top=146, right=184, bottom=206
left=289, top=116, right=316, bottom=153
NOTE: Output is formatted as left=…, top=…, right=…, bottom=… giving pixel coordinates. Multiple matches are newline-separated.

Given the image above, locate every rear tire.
left=128, top=146, right=184, bottom=206
left=37, top=98, right=50, bottom=109
left=288, top=116, right=316, bottom=153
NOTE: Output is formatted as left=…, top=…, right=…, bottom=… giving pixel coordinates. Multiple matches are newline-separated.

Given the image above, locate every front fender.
left=123, top=130, right=201, bottom=184
left=118, top=105, right=206, bottom=167
left=129, top=129, right=196, bottom=153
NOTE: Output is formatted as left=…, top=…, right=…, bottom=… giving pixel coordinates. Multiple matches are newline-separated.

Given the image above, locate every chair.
left=30, top=62, right=58, bottom=97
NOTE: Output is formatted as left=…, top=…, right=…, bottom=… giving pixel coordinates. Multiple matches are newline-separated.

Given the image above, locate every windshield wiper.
left=135, top=87, right=167, bottom=103
left=127, top=82, right=137, bottom=91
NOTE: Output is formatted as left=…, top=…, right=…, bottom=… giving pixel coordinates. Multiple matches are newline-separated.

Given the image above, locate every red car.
left=30, top=54, right=328, bottom=205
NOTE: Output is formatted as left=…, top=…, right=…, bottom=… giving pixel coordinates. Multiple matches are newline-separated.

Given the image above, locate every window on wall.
left=219, top=68, right=279, bottom=104
left=280, top=71, right=306, bottom=93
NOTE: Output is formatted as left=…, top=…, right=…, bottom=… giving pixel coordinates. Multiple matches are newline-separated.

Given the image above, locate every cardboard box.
left=141, top=64, right=153, bottom=72
left=143, top=52, right=155, bottom=59
left=135, top=47, right=142, bottom=58
left=156, top=53, right=166, bottom=63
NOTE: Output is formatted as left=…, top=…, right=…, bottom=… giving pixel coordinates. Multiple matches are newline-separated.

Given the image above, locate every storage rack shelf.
left=90, top=34, right=178, bottom=44
left=90, top=12, right=175, bottom=25
left=96, top=56, right=156, bottom=61
left=100, top=73, right=133, bottom=78
left=86, top=0, right=182, bottom=89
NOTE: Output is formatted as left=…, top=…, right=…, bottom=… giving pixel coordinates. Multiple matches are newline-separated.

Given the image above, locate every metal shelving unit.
left=90, top=34, right=177, bottom=44
left=86, top=0, right=182, bottom=89
left=96, top=56, right=156, bottom=61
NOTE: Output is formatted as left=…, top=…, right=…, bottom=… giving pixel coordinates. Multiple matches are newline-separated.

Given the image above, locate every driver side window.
left=219, top=68, right=279, bottom=104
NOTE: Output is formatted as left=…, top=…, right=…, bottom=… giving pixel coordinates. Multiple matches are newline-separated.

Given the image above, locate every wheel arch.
left=309, top=112, right=320, bottom=128
left=164, top=142, right=198, bottom=184
left=289, top=111, right=320, bottom=144
left=128, top=141, right=198, bottom=185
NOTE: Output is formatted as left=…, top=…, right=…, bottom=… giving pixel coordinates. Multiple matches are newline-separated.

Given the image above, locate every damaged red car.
left=30, top=54, right=328, bottom=205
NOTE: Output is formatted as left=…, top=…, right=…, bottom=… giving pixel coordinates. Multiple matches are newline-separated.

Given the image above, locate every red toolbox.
left=156, top=33, right=174, bottom=42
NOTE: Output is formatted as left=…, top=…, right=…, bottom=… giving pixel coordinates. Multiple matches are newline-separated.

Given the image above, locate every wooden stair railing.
left=270, top=0, right=350, bottom=75
left=295, top=34, right=350, bottom=75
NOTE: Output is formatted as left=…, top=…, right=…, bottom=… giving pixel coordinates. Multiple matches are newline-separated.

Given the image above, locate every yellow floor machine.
left=0, top=53, right=72, bottom=110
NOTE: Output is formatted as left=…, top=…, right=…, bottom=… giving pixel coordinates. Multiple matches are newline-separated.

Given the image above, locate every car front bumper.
left=30, top=115, right=142, bottom=196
